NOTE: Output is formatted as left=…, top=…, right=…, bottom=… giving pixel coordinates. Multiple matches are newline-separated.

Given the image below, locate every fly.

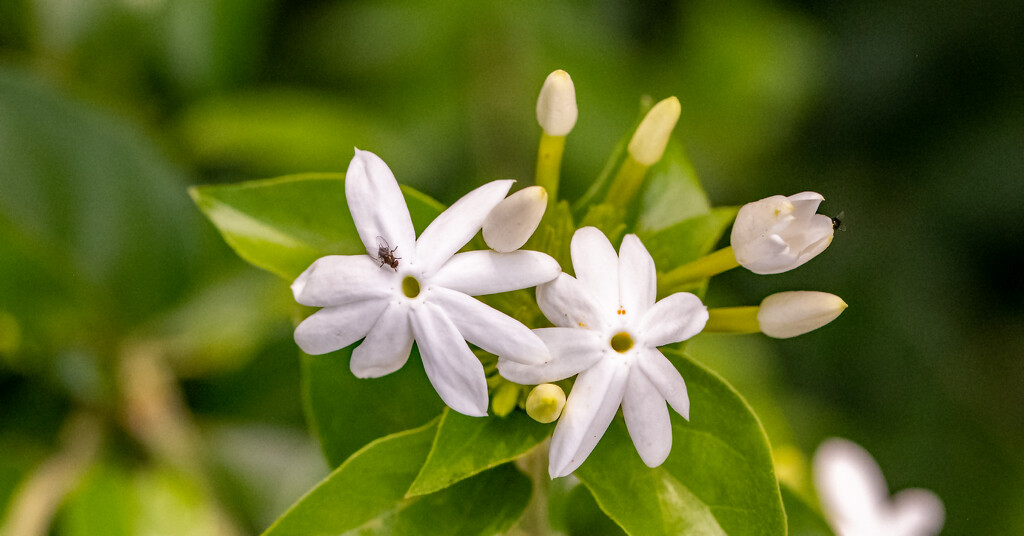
left=375, top=236, right=400, bottom=271
left=831, top=210, right=846, bottom=232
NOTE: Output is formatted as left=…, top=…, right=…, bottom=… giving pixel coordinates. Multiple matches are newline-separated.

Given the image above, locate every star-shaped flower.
left=291, top=149, right=560, bottom=417
left=498, top=227, right=709, bottom=477
left=814, top=438, right=945, bottom=536
left=731, top=192, right=834, bottom=274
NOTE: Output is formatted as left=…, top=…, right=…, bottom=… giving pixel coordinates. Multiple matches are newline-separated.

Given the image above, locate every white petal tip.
left=483, top=186, right=548, bottom=252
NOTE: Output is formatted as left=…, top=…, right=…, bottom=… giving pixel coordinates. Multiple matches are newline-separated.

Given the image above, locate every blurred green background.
left=1, top=0, right=1021, bottom=534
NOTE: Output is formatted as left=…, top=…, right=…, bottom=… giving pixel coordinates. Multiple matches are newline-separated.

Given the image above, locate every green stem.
left=704, top=306, right=761, bottom=334
left=602, top=155, right=649, bottom=211
left=660, top=246, right=740, bottom=291
left=535, top=133, right=566, bottom=203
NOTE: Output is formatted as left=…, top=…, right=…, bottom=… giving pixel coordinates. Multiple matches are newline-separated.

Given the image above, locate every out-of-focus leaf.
left=304, top=346, right=445, bottom=468
left=59, top=464, right=135, bottom=536
left=564, top=484, right=627, bottom=536
left=190, top=174, right=444, bottom=280
left=636, top=142, right=711, bottom=234
left=576, top=349, right=785, bottom=536
left=407, top=408, right=550, bottom=496
left=262, top=420, right=531, bottom=536
left=781, top=483, right=835, bottom=536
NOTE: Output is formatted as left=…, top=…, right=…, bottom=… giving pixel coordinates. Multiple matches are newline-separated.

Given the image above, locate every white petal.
left=788, top=191, right=825, bottom=220
left=431, top=250, right=560, bottom=296
left=637, top=348, right=690, bottom=419
left=621, top=370, right=673, bottom=468
left=570, top=227, right=619, bottom=313
left=350, top=302, right=413, bottom=378
left=497, top=327, right=607, bottom=384
left=293, top=299, right=387, bottom=355
left=345, top=149, right=417, bottom=259
left=793, top=214, right=834, bottom=264
left=537, top=273, right=607, bottom=330
left=409, top=302, right=489, bottom=417
left=549, top=358, right=630, bottom=478
left=429, top=287, right=548, bottom=365
left=888, top=488, right=945, bottom=536
left=482, top=186, right=548, bottom=252
left=291, top=255, right=394, bottom=307
left=415, top=180, right=514, bottom=277
left=617, top=234, right=656, bottom=320
left=627, top=96, right=681, bottom=166
left=536, top=70, right=578, bottom=136
left=813, top=438, right=888, bottom=527
left=639, top=292, right=708, bottom=347
left=758, top=291, right=847, bottom=339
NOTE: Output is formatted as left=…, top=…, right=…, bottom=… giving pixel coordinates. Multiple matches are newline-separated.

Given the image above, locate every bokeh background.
left=1, top=0, right=1022, bottom=534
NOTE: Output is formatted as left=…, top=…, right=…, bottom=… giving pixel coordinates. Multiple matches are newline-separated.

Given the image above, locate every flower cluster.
left=291, top=70, right=849, bottom=478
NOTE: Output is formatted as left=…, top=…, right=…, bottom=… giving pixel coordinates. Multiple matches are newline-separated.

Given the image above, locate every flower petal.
left=345, top=149, right=417, bottom=259
left=429, top=287, right=548, bottom=365
left=570, top=226, right=619, bottom=313
left=415, top=180, right=514, bottom=277
left=621, top=369, right=673, bottom=468
left=888, top=488, right=945, bottom=536
left=293, top=299, right=387, bottom=355
left=637, top=348, right=690, bottom=419
left=813, top=438, right=888, bottom=526
left=431, top=250, right=560, bottom=296
left=409, top=302, right=489, bottom=417
left=639, top=292, right=708, bottom=347
left=548, top=358, right=630, bottom=478
left=618, top=234, right=656, bottom=320
left=788, top=191, right=825, bottom=220
left=497, top=327, right=607, bottom=384
left=291, top=255, right=395, bottom=307
left=537, top=273, right=606, bottom=330
left=350, top=302, right=413, bottom=378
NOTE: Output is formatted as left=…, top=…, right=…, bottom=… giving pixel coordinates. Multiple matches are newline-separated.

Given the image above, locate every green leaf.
left=190, top=174, right=444, bottom=280
left=636, top=142, right=711, bottom=234
left=641, top=207, right=738, bottom=270
left=575, top=350, right=785, bottom=536
left=263, top=421, right=532, bottom=536
left=781, top=483, right=835, bottom=536
left=303, top=346, right=446, bottom=468
left=408, top=408, right=551, bottom=496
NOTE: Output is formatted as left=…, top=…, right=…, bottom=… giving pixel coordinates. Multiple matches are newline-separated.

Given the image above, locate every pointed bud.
left=731, top=192, right=835, bottom=274
left=526, top=383, right=566, bottom=424
left=758, top=291, right=848, bottom=338
left=536, top=70, right=578, bottom=136
left=627, top=96, right=680, bottom=165
left=483, top=186, right=548, bottom=252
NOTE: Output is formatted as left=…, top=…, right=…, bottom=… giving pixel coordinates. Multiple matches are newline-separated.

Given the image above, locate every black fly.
left=375, top=236, right=400, bottom=271
left=831, top=210, right=846, bottom=232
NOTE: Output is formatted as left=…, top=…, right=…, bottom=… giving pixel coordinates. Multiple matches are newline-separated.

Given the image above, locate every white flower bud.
left=536, top=70, right=578, bottom=136
left=627, top=96, right=680, bottom=166
left=483, top=186, right=548, bottom=252
left=731, top=192, right=834, bottom=274
left=757, top=291, right=847, bottom=339
left=526, top=383, right=566, bottom=424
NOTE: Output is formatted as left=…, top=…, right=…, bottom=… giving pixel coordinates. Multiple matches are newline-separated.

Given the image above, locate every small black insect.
left=375, top=236, right=400, bottom=271
left=831, top=210, right=846, bottom=232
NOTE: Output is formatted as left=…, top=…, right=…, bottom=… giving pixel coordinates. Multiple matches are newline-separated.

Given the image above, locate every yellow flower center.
left=610, top=332, right=634, bottom=353
left=402, top=276, right=420, bottom=298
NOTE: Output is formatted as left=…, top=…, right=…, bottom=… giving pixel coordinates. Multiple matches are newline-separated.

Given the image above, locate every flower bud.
left=627, top=96, right=680, bottom=166
left=483, top=186, right=548, bottom=252
left=731, top=192, right=834, bottom=274
left=536, top=70, right=578, bottom=136
left=757, top=291, right=847, bottom=339
left=526, top=383, right=566, bottom=424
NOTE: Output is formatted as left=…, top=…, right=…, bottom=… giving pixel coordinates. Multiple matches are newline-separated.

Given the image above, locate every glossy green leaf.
left=303, top=346, right=445, bottom=468
left=641, top=207, right=739, bottom=271
left=575, top=349, right=785, bottom=536
left=190, top=174, right=444, bottom=281
left=781, top=483, right=835, bottom=536
left=408, top=407, right=551, bottom=496
left=263, top=420, right=532, bottom=536
left=636, top=142, right=711, bottom=234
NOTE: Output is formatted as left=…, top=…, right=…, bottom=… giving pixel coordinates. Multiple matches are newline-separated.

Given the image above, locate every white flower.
left=758, top=291, right=848, bottom=338
left=498, top=227, right=708, bottom=477
left=731, top=192, right=834, bottom=274
left=291, top=149, right=561, bottom=417
left=536, top=70, right=578, bottom=136
left=814, top=438, right=945, bottom=536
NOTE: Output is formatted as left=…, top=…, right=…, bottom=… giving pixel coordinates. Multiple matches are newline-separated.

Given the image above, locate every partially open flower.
left=536, top=70, right=578, bottom=136
left=483, top=186, right=547, bottom=252
left=731, top=192, right=834, bottom=274
left=758, top=291, right=847, bottom=338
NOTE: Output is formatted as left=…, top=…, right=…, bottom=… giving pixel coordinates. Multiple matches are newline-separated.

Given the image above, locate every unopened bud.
left=483, top=186, right=548, bottom=252
left=526, top=383, right=566, bottom=424
left=758, top=291, right=847, bottom=338
left=627, top=96, right=680, bottom=166
left=536, top=70, right=578, bottom=136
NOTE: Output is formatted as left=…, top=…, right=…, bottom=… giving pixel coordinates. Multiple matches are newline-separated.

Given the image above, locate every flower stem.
left=704, top=306, right=761, bottom=334
left=536, top=133, right=567, bottom=203
left=602, top=155, right=649, bottom=211
left=659, top=246, right=740, bottom=291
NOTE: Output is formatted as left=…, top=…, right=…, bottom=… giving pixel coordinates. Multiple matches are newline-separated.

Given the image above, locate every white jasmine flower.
left=483, top=185, right=547, bottom=252
left=814, top=438, right=945, bottom=536
left=731, top=192, right=834, bottom=274
left=292, top=149, right=560, bottom=417
left=536, top=70, right=578, bottom=136
left=498, top=227, right=708, bottom=477
left=758, top=291, right=848, bottom=338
